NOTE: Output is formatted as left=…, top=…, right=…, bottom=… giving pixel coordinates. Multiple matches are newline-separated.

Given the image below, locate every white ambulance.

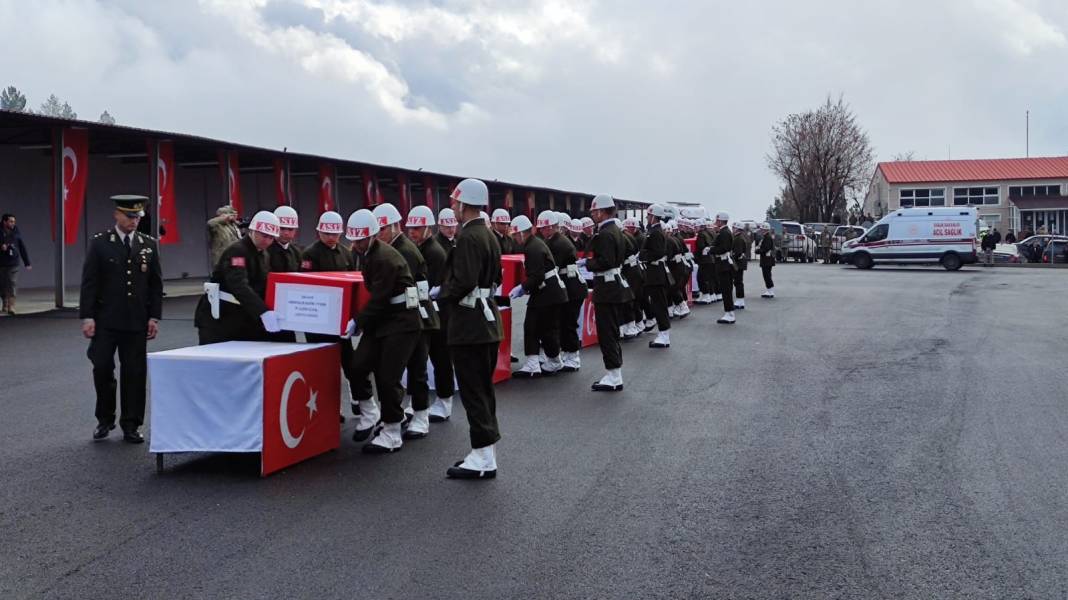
left=840, top=207, right=978, bottom=271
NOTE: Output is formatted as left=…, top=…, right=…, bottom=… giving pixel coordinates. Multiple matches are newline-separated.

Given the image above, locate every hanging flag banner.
left=318, top=164, right=335, bottom=213
left=396, top=172, right=411, bottom=214
left=423, top=175, right=435, bottom=208
left=218, top=150, right=243, bottom=215
left=156, top=140, right=180, bottom=245
left=505, top=189, right=514, bottom=211
left=526, top=191, right=536, bottom=219
left=56, top=127, right=89, bottom=245
left=274, top=159, right=289, bottom=206
left=361, top=167, right=379, bottom=207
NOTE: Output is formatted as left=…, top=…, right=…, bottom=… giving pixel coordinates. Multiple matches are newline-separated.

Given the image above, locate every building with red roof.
left=863, top=157, right=1068, bottom=236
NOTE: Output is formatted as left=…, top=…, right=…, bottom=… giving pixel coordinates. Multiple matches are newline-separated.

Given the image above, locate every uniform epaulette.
left=93, top=231, right=108, bottom=239
left=137, top=233, right=157, bottom=243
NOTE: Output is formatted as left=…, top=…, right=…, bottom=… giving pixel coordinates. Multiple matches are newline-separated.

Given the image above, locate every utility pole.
left=1026, top=110, right=1030, bottom=158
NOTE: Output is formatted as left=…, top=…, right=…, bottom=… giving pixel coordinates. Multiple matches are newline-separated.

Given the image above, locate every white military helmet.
left=649, top=203, right=671, bottom=219
left=536, top=210, right=558, bottom=229
left=568, top=218, right=584, bottom=233
left=373, top=202, right=403, bottom=227
left=716, top=211, right=730, bottom=222
left=346, top=209, right=380, bottom=241
left=479, top=211, right=490, bottom=222
left=622, top=217, right=638, bottom=228
left=450, top=178, right=489, bottom=207
left=590, top=194, right=615, bottom=210
left=274, top=205, right=299, bottom=229
left=511, top=215, right=533, bottom=233
left=316, top=211, right=344, bottom=234
left=249, top=211, right=281, bottom=237
left=581, top=217, right=594, bottom=229
left=491, top=208, right=512, bottom=224
left=556, top=212, right=570, bottom=226
left=437, top=207, right=458, bottom=227
left=406, top=205, right=435, bottom=228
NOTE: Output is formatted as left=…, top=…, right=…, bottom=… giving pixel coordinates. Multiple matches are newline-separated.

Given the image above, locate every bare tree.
left=1, top=86, right=28, bottom=112
left=892, top=151, right=916, bottom=162
left=766, top=96, right=874, bottom=224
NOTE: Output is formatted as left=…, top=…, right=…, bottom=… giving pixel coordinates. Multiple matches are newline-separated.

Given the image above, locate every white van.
left=840, top=207, right=978, bottom=271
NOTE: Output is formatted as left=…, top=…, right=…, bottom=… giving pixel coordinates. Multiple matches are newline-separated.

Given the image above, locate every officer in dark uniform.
left=406, top=206, right=455, bottom=423
left=435, top=208, right=458, bottom=251
left=194, top=211, right=283, bottom=344
left=491, top=209, right=519, bottom=255
left=584, top=195, right=632, bottom=392
left=757, top=223, right=777, bottom=298
left=731, top=223, right=748, bottom=310
left=623, top=218, right=652, bottom=332
left=344, top=209, right=422, bottom=453
left=640, top=204, right=673, bottom=348
left=439, top=179, right=503, bottom=479
left=543, top=211, right=587, bottom=372
left=711, top=212, right=736, bottom=324
left=80, top=195, right=163, bottom=443
left=509, top=214, right=568, bottom=377
left=265, top=206, right=302, bottom=343
left=373, top=203, right=438, bottom=439
left=666, top=221, right=691, bottom=319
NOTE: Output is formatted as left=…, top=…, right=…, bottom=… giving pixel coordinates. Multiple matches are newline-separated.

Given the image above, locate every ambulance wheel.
left=853, top=253, right=873, bottom=270
left=941, top=252, right=962, bottom=271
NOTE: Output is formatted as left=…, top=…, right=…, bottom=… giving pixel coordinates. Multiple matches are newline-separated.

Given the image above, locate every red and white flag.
left=219, top=150, right=243, bottom=215
left=274, top=159, right=289, bottom=206
left=504, top=189, right=514, bottom=211
left=261, top=346, right=341, bottom=476
left=318, top=164, right=335, bottom=213
left=526, top=190, right=536, bottom=219
left=396, top=171, right=411, bottom=214
left=53, top=127, right=89, bottom=244
left=362, top=167, right=379, bottom=207
left=423, top=175, right=435, bottom=208
left=156, top=140, right=180, bottom=245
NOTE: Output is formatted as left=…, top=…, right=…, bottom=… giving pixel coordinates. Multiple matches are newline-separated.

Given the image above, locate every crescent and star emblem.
left=157, top=158, right=168, bottom=204
left=62, top=145, right=77, bottom=201
left=279, top=371, right=318, bottom=449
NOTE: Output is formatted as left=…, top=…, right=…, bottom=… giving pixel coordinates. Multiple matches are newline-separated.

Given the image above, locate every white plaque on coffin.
left=273, top=282, right=345, bottom=335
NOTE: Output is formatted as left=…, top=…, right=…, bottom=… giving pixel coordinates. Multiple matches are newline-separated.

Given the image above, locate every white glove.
left=260, top=310, right=281, bottom=333
left=429, top=286, right=441, bottom=299
left=341, top=319, right=357, bottom=339
left=576, top=258, right=587, bottom=268
left=509, top=285, right=525, bottom=299
left=493, top=285, right=503, bottom=296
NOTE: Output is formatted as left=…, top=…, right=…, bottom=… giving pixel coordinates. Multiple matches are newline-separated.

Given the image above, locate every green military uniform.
left=434, top=231, right=455, bottom=252
left=732, top=232, right=748, bottom=304
left=711, top=226, right=735, bottom=312
left=390, top=233, right=439, bottom=423
left=546, top=231, right=587, bottom=356
left=494, top=230, right=519, bottom=255
left=667, top=232, right=689, bottom=309
left=519, top=233, right=568, bottom=362
left=640, top=223, right=672, bottom=331
left=194, top=236, right=272, bottom=344
left=586, top=219, right=633, bottom=371
left=266, top=241, right=302, bottom=342
left=695, top=226, right=717, bottom=300
left=80, top=225, right=163, bottom=436
left=439, top=217, right=503, bottom=449
left=419, top=235, right=455, bottom=404
left=207, top=214, right=241, bottom=268
left=621, top=230, right=645, bottom=328
left=757, top=232, right=776, bottom=291
left=349, top=239, right=422, bottom=430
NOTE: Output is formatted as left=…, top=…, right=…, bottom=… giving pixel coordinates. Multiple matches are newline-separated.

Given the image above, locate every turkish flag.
left=318, top=164, right=334, bottom=213
left=493, top=307, right=513, bottom=384
left=423, top=175, right=435, bottom=208
left=579, top=291, right=599, bottom=348
left=525, top=190, right=536, bottom=220
left=156, top=140, right=180, bottom=245
left=53, top=127, right=88, bottom=245
left=362, top=167, right=379, bottom=207
left=274, top=159, right=289, bottom=206
left=504, top=189, right=514, bottom=211
left=261, top=344, right=341, bottom=476
left=218, top=150, right=243, bottom=215
left=397, top=172, right=411, bottom=214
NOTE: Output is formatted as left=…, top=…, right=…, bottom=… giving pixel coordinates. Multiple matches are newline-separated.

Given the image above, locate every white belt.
left=650, top=256, right=668, bottom=265
left=204, top=282, right=239, bottom=320
left=701, top=247, right=712, bottom=256
left=389, top=293, right=406, bottom=305
left=672, top=254, right=687, bottom=264
left=564, top=263, right=580, bottom=278
left=593, top=266, right=629, bottom=289
left=416, top=280, right=430, bottom=301
left=538, top=267, right=566, bottom=290
left=716, top=252, right=735, bottom=266
left=625, top=254, right=640, bottom=267
left=460, top=287, right=496, bottom=322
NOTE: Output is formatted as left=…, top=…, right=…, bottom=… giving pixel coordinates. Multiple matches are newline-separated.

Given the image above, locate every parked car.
left=992, top=243, right=1021, bottom=264
left=829, top=225, right=865, bottom=264
left=1042, top=239, right=1068, bottom=263
left=1015, top=235, right=1068, bottom=263
left=782, top=221, right=816, bottom=262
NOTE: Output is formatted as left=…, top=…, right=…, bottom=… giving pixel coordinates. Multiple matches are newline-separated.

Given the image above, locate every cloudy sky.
left=2, top=0, right=1067, bottom=218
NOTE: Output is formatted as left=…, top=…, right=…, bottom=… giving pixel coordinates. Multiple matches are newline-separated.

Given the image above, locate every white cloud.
left=970, top=0, right=1066, bottom=55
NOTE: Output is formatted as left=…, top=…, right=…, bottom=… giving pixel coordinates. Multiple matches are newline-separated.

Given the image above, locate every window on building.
left=900, top=188, right=945, bottom=208
left=953, top=187, right=999, bottom=206
left=1008, top=185, right=1061, bottom=197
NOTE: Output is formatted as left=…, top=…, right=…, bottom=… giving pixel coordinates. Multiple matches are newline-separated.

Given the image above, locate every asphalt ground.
left=2, top=263, right=1066, bottom=599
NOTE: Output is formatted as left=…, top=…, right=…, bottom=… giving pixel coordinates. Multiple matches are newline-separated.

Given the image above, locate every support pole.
left=53, top=128, right=65, bottom=309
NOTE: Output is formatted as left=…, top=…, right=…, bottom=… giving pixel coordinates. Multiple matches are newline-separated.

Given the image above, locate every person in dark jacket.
left=731, top=223, right=748, bottom=310
left=439, top=179, right=504, bottom=479
left=583, top=195, right=633, bottom=391
left=757, top=223, right=776, bottom=298
left=640, top=205, right=674, bottom=348
left=509, top=213, right=568, bottom=378
left=194, top=212, right=283, bottom=344
left=265, top=206, right=302, bottom=343
left=711, top=213, right=736, bottom=324
left=0, top=213, right=31, bottom=314
left=621, top=218, right=648, bottom=336
left=79, top=196, right=163, bottom=443
left=544, top=211, right=588, bottom=372
left=344, top=209, right=422, bottom=454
